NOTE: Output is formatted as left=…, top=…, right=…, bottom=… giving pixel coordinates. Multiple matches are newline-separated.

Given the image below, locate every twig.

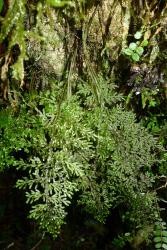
left=30, top=233, right=45, bottom=250
left=3, top=242, right=14, bottom=250
left=156, top=181, right=167, bottom=191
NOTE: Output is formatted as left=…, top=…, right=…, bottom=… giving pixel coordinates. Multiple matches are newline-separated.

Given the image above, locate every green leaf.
left=155, top=243, right=162, bottom=249
left=124, top=48, right=133, bottom=56
left=136, top=47, right=144, bottom=56
left=141, top=40, right=149, bottom=47
left=47, top=0, right=73, bottom=7
left=155, top=225, right=162, bottom=231
left=163, top=238, right=167, bottom=244
left=132, top=52, right=140, bottom=62
left=162, top=231, right=167, bottom=237
left=129, top=42, right=137, bottom=50
left=161, top=222, right=167, bottom=226
left=0, top=0, right=3, bottom=13
left=134, top=31, right=142, bottom=39
left=162, top=243, right=167, bottom=249
left=154, top=237, right=162, bottom=243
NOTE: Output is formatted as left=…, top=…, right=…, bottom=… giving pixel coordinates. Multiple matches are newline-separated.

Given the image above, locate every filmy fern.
left=0, top=80, right=162, bottom=237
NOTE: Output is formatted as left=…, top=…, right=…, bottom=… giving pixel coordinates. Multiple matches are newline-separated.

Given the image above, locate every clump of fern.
left=0, top=78, right=162, bottom=237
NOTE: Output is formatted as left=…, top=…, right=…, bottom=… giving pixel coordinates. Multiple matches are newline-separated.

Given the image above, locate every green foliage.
left=3, top=94, right=95, bottom=236
left=141, top=88, right=159, bottom=109
left=79, top=105, right=159, bottom=226
left=154, top=220, right=167, bottom=250
left=0, top=78, right=161, bottom=238
left=123, top=31, right=148, bottom=62
left=0, top=1, right=167, bottom=246
left=112, top=233, right=132, bottom=249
